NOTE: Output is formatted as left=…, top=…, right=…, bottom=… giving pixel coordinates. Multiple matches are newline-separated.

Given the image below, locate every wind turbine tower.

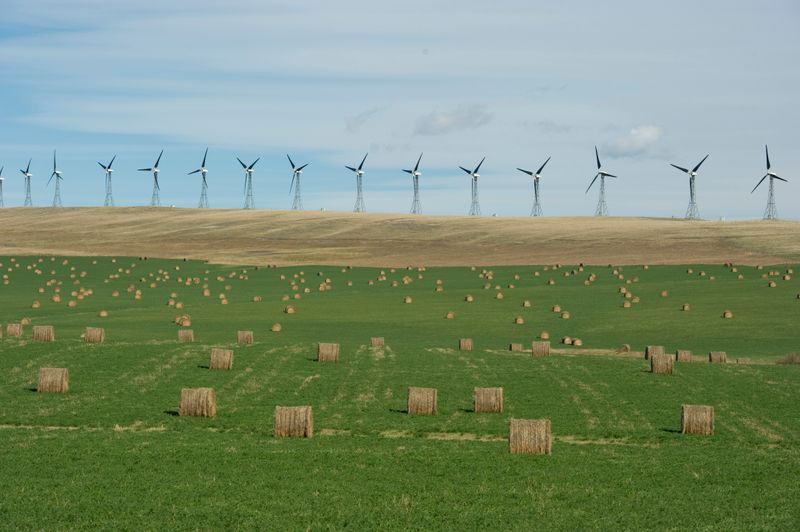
left=287, top=155, right=309, bottom=210
left=586, top=147, right=617, bottom=216
left=752, top=145, right=788, bottom=220
left=49, top=150, right=64, bottom=207
left=0, top=166, right=4, bottom=208
left=403, top=153, right=423, bottom=214
left=345, top=153, right=368, bottom=213
left=237, top=156, right=259, bottom=209
left=459, top=157, right=485, bottom=216
left=98, top=155, right=117, bottom=206
left=20, top=159, right=33, bottom=206
left=189, top=148, right=210, bottom=208
left=517, top=156, right=551, bottom=216
left=139, top=150, right=164, bottom=206
left=670, top=154, right=708, bottom=220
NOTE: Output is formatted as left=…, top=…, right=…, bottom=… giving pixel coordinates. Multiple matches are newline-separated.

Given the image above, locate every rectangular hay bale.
left=408, top=386, right=437, bottom=415
left=317, top=342, right=340, bottom=362
left=509, top=343, right=523, bottom=352
left=179, top=387, right=216, bottom=417
left=32, top=325, right=55, bottom=342
left=37, top=367, right=69, bottom=393
left=84, top=327, right=105, bottom=344
left=650, top=353, right=674, bottom=374
left=474, top=387, right=503, bottom=413
left=459, top=338, right=473, bottom=351
left=645, top=345, right=665, bottom=360
left=273, top=405, right=314, bottom=438
left=681, top=404, right=714, bottom=435
left=209, top=348, right=234, bottom=370
left=370, top=337, right=385, bottom=348
left=237, top=330, right=254, bottom=345
left=178, top=329, right=194, bottom=342
left=509, top=418, right=552, bottom=455
left=675, top=349, right=692, bottom=362
left=532, top=341, right=550, bottom=357
left=708, top=351, right=727, bottom=363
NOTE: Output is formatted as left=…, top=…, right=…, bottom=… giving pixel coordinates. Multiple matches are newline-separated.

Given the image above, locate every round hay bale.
left=435, top=286, right=444, bottom=292
left=687, top=268, right=694, bottom=274
left=237, top=330, right=254, bottom=345
left=285, top=306, right=295, bottom=314
left=561, top=311, right=570, bottom=320
left=682, top=303, right=691, bottom=311
left=38, top=367, right=69, bottom=393
left=552, top=304, right=561, bottom=313
left=37, top=287, right=45, bottom=294
left=561, top=336, right=573, bottom=345
left=768, top=281, right=777, bottom=288
left=317, top=342, right=340, bottom=362
left=271, top=323, right=282, bottom=332
left=514, top=316, right=524, bottom=325
left=783, top=275, right=791, bottom=281
left=708, top=351, right=727, bottom=363
left=681, top=404, right=714, bottom=435
left=84, top=327, right=105, bottom=343
left=408, top=387, right=437, bottom=415
left=618, top=344, right=631, bottom=353
left=98, top=310, right=109, bottom=318
left=539, top=331, right=550, bottom=340
left=178, top=329, right=194, bottom=342
left=547, top=279, right=556, bottom=286
left=403, top=296, right=413, bottom=304
left=509, top=418, right=551, bottom=455
left=32, top=325, right=55, bottom=342
left=370, top=337, right=385, bottom=348
left=623, top=301, right=632, bottom=308
left=6, top=323, right=23, bottom=337
left=465, top=294, right=474, bottom=303
left=522, top=300, right=532, bottom=308
left=509, top=343, right=523, bottom=352
left=650, top=353, right=674, bottom=374
left=722, top=310, right=733, bottom=319
left=294, top=293, right=302, bottom=300
left=274, top=405, right=313, bottom=438
left=209, top=348, right=234, bottom=370
left=660, top=290, right=669, bottom=297
left=632, top=297, right=640, bottom=304
left=220, top=299, right=229, bottom=305
left=474, top=387, right=503, bottom=413
left=645, top=345, right=665, bottom=360
left=31, top=300, right=41, bottom=309
left=495, top=292, right=504, bottom=300
left=445, top=311, right=455, bottom=319
left=624, top=292, right=633, bottom=299
left=346, top=280, right=353, bottom=287
left=573, top=338, right=583, bottom=347
left=175, top=302, right=184, bottom=309
left=51, top=295, right=61, bottom=303
left=179, top=387, right=216, bottom=417
left=675, top=349, right=693, bottom=362
left=67, top=300, right=78, bottom=307
left=459, top=338, right=473, bottom=351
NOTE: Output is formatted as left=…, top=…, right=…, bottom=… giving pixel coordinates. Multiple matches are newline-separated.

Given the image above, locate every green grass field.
left=1, top=256, right=799, bottom=529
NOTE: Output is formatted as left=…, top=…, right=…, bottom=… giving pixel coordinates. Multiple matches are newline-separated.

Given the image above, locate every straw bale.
left=407, top=387, right=437, bottom=415
left=371, top=337, right=385, bottom=348
left=7, top=323, right=22, bottom=337
left=539, top=330, right=550, bottom=340
left=209, top=348, right=234, bottom=370
left=552, top=304, right=561, bottom=313
left=465, top=294, right=474, bottom=302
left=532, top=340, right=550, bottom=357
left=474, top=387, right=503, bottom=413
left=459, top=338, right=473, bottom=351
left=681, top=404, right=714, bottom=435
left=561, top=336, right=573, bottom=345
left=509, top=343, right=523, bottom=352
left=318, top=342, right=340, bottom=362
left=650, top=353, right=674, bottom=374
left=38, top=367, right=69, bottom=393
left=561, top=311, right=570, bottom=320
left=675, top=350, right=692, bottom=362
left=682, top=303, right=691, bottom=311
left=274, top=406, right=314, bottom=438
left=573, top=338, right=583, bottom=347
left=285, top=305, right=295, bottom=314
left=495, top=292, right=504, bottom=300
left=509, top=418, right=551, bottom=455
left=645, top=345, right=665, bottom=360
left=514, top=316, right=524, bottom=325
left=178, top=329, right=194, bottom=342
left=522, top=300, right=531, bottom=308
left=237, top=330, right=254, bottom=345
left=271, top=323, right=282, bottom=332
left=84, top=327, right=105, bottom=344
left=622, top=300, right=632, bottom=308
left=31, top=300, right=41, bottom=309
left=445, top=311, right=455, bottom=319
left=722, top=310, right=733, bottom=319
left=179, top=388, right=216, bottom=417
left=32, top=325, right=55, bottom=342
left=403, top=296, right=413, bottom=304
left=708, top=351, right=727, bottom=363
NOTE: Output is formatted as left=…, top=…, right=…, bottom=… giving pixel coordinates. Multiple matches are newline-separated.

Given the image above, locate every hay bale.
left=284, top=305, right=295, bottom=314
left=509, top=418, right=551, bottom=455
left=237, top=330, right=254, bottom=345
left=552, top=304, right=561, bottom=313
left=403, top=296, right=413, bottom=304
left=6, top=323, right=22, bottom=337
left=38, top=367, right=69, bottom=393
left=561, top=311, right=570, bottom=320
left=445, top=311, right=455, bottom=319
left=681, top=404, right=714, bottom=435
left=722, top=310, right=733, bottom=319
left=622, top=300, right=632, bottom=308
left=708, top=351, right=727, bottom=363
left=209, top=348, right=234, bottom=370
left=474, top=387, right=503, bottom=413
left=618, top=343, right=631, bottom=353
left=179, top=387, right=216, bottom=417
left=84, top=327, right=105, bottom=344
left=522, top=300, right=532, bottom=308
left=271, top=323, right=282, bottom=332
left=31, top=300, right=41, bottom=309
left=573, top=338, right=583, bottom=347
left=253, top=295, right=263, bottom=302
left=98, top=310, right=109, bottom=318
left=539, top=330, right=550, bottom=340
left=21, top=317, right=32, bottom=326
left=178, top=329, right=194, bottom=342
left=681, top=303, right=691, bottom=312
left=465, top=294, right=474, bottom=302
left=318, top=342, right=340, bottom=362
left=32, top=325, right=55, bottom=342
left=459, top=338, right=473, bottom=351
left=371, top=337, right=385, bottom=348
left=407, top=387, right=437, bottom=415
left=495, top=292, right=504, bottom=300
left=532, top=341, right=550, bottom=357
left=274, top=406, right=314, bottom=438
left=768, top=281, right=777, bottom=288
left=509, top=343, right=523, bottom=352
left=650, top=353, right=674, bottom=374
left=645, top=345, right=665, bottom=360
left=561, top=336, right=573, bottom=345
left=660, top=290, right=669, bottom=297
left=514, top=316, right=524, bottom=325
left=675, top=349, right=693, bottom=362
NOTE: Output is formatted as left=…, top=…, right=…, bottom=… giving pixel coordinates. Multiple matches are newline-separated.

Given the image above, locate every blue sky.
left=0, top=0, right=798, bottom=218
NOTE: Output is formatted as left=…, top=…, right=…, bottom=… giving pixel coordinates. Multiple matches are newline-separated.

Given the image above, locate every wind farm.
left=0, top=2, right=798, bottom=530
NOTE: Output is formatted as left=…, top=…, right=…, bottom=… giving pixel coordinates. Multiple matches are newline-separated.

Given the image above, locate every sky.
left=0, top=0, right=798, bottom=219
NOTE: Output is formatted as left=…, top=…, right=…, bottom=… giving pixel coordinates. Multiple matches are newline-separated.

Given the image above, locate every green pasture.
left=0, top=256, right=798, bottom=529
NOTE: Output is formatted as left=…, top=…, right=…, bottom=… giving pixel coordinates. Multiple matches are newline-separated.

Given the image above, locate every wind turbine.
left=459, top=157, right=485, bottom=216
left=237, top=156, right=259, bottom=209
left=752, top=145, right=788, bottom=220
left=517, top=156, right=551, bottom=216
left=20, top=159, right=33, bottom=206
left=0, top=166, right=4, bottom=208
left=403, top=153, right=423, bottom=214
left=345, top=153, right=368, bottom=213
left=670, top=154, right=708, bottom=220
left=48, top=150, right=64, bottom=208
left=287, top=154, right=309, bottom=210
left=98, top=155, right=117, bottom=206
left=586, top=147, right=617, bottom=216
left=189, top=148, right=210, bottom=208
left=138, top=150, right=164, bottom=206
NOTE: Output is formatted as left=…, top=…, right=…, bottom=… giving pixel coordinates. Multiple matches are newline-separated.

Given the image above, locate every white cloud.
left=604, top=125, right=663, bottom=158
left=413, top=104, right=493, bottom=136
left=345, top=107, right=384, bottom=134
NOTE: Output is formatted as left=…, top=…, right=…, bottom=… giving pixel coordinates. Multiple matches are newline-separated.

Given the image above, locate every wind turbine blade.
left=692, top=154, right=709, bottom=173
left=53, top=150, right=57, bottom=171
left=595, top=146, right=601, bottom=169
left=108, top=155, right=116, bottom=168
left=0, top=166, right=3, bottom=176
left=155, top=176, right=160, bottom=190
left=98, top=162, right=107, bottom=170
left=402, top=169, right=413, bottom=174
left=605, top=173, right=618, bottom=178
left=289, top=175, right=296, bottom=194
left=516, top=168, right=534, bottom=176
left=138, top=168, right=151, bottom=172
left=474, top=156, right=485, bottom=174
left=25, top=159, right=31, bottom=173
left=751, top=175, right=768, bottom=193
left=765, top=145, right=771, bottom=170
left=773, top=175, right=788, bottom=183
left=297, top=163, right=309, bottom=171
left=188, top=169, right=201, bottom=175
left=248, top=157, right=260, bottom=170
left=237, top=157, right=247, bottom=169
left=345, top=166, right=357, bottom=172
left=536, top=156, right=551, bottom=176
left=670, top=163, right=689, bottom=173
left=201, top=147, right=208, bottom=167
left=459, top=166, right=471, bottom=175
left=586, top=174, right=599, bottom=193
left=358, top=153, right=368, bottom=171
left=287, top=154, right=295, bottom=169
left=154, top=149, right=163, bottom=168
left=20, top=169, right=26, bottom=175
left=414, top=153, right=423, bottom=172
left=47, top=174, right=54, bottom=186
